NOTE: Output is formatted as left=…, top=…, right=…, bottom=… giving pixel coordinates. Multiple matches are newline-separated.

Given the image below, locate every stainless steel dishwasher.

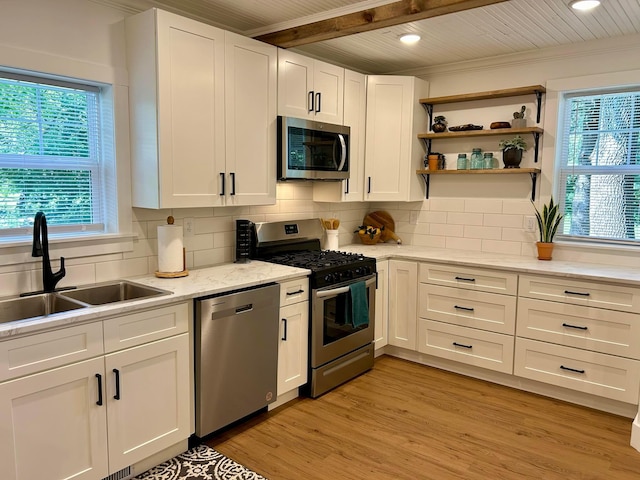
left=194, top=283, right=279, bottom=437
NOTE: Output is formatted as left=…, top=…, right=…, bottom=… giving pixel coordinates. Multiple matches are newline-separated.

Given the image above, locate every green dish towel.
left=348, top=281, right=369, bottom=328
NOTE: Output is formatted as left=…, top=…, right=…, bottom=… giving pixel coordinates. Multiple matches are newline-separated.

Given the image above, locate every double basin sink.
left=0, top=281, right=172, bottom=324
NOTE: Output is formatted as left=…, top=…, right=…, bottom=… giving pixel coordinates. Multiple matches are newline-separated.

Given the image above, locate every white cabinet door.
left=313, top=69, right=366, bottom=202
left=278, top=302, right=309, bottom=395
left=388, top=260, right=418, bottom=350
left=374, top=260, right=389, bottom=351
left=0, top=357, right=109, bottom=480
left=364, top=75, right=428, bottom=201
left=127, top=9, right=226, bottom=209
left=277, top=49, right=344, bottom=124
left=104, top=333, right=191, bottom=473
left=224, top=32, right=277, bottom=206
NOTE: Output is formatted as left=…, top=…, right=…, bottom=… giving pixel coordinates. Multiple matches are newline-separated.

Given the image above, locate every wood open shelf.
left=419, top=85, right=546, bottom=106
left=416, top=168, right=541, bottom=200
left=418, top=127, right=542, bottom=140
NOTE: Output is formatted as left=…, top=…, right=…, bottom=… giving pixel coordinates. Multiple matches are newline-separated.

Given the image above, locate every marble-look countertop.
left=339, top=243, right=640, bottom=287
left=0, top=260, right=309, bottom=340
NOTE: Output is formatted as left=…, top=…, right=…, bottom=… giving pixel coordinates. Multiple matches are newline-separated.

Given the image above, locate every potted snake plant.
left=532, top=197, right=563, bottom=260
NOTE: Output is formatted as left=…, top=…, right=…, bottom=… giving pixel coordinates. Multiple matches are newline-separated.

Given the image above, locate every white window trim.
left=542, top=69, right=640, bottom=250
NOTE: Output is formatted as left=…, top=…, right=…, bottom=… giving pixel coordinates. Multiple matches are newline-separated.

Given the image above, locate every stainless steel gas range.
left=252, top=218, right=376, bottom=398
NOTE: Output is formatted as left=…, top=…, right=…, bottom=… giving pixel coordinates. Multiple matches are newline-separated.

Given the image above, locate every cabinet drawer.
left=519, top=274, right=640, bottom=313
left=279, top=277, right=309, bottom=307
left=517, top=297, right=640, bottom=359
left=417, top=319, right=514, bottom=374
left=103, top=302, right=189, bottom=353
left=418, top=284, right=516, bottom=335
left=514, top=338, right=640, bottom=404
left=419, top=263, right=517, bottom=295
left=0, top=322, right=104, bottom=382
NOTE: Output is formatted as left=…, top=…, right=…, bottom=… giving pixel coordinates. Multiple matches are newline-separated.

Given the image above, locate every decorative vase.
left=432, top=121, right=447, bottom=133
left=428, top=154, right=440, bottom=170
left=511, top=118, right=526, bottom=129
left=536, top=242, right=554, bottom=260
left=502, top=148, right=523, bottom=168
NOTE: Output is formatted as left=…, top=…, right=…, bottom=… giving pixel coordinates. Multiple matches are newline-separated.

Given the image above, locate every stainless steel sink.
left=59, top=281, right=171, bottom=305
left=0, top=293, right=87, bottom=324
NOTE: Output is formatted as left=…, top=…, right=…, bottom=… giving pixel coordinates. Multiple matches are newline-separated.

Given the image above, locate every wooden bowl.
left=358, top=230, right=382, bottom=245
left=490, top=121, right=511, bottom=129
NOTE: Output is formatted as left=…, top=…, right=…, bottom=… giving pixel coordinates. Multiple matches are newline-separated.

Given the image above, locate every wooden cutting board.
left=362, top=211, right=402, bottom=244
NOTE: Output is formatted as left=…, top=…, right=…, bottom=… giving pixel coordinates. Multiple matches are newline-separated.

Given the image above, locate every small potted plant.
left=431, top=115, right=447, bottom=133
left=511, top=105, right=526, bottom=128
left=532, top=197, right=563, bottom=260
left=498, top=135, right=527, bottom=168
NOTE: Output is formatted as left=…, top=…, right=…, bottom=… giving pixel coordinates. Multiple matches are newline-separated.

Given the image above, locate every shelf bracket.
left=530, top=171, right=538, bottom=201
left=533, top=132, right=541, bottom=163
left=422, top=103, right=433, bottom=131
left=420, top=173, right=430, bottom=199
left=420, top=137, right=432, bottom=154
left=535, top=90, right=543, bottom=123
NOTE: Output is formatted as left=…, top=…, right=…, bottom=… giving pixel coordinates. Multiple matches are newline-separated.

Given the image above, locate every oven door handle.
left=315, top=275, right=376, bottom=298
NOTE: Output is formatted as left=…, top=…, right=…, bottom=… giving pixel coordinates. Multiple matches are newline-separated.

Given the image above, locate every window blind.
left=557, top=90, right=640, bottom=244
left=0, top=74, right=103, bottom=234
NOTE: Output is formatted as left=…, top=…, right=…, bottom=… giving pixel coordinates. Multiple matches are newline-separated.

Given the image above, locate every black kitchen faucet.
left=32, top=211, right=66, bottom=293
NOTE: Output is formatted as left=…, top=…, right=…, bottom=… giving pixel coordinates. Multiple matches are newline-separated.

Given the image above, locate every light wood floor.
left=206, top=355, right=640, bottom=479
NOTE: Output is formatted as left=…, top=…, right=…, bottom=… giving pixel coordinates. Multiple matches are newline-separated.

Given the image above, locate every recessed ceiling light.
left=399, top=34, right=420, bottom=45
left=569, top=0, right=601, bottom=11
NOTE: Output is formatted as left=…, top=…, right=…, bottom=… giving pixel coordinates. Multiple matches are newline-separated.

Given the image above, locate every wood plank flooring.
left=206, top=355, right=640, bottom=479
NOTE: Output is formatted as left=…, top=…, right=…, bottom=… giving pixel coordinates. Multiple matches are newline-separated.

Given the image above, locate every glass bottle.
left=470, top=148, right=484, bottom=170
left=483, top=152, right=495, bottom=169
left=456, top=153, right=468, bottom=170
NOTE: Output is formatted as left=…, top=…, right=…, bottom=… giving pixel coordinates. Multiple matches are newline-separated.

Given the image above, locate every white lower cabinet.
left=277, top=278, right=309, bottom=396
left=0, top=302, right=191, bottom=480
left=374, top=260, right=389, bottom=351
left=388, top=260, right=417, bottom=349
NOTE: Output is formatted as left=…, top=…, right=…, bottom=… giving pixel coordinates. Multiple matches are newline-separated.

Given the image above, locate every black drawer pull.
left=113, top=368, right=121, bottom=400
left=95, top=373, right=103, bottom=406
left=454, top=305, right=474, bottom=312
left=564, top=290, right=590, bottom=297
left=453, top=342, right=472, bottom=349
left=455, top=276, right=476, bottom=282
left=562, top=323, right=588, bottom=331
left=286, top=289, right=304, bottom=296
left=560, top=365, right=585, bottom=374
left=282, top=318, right=287, bottom=341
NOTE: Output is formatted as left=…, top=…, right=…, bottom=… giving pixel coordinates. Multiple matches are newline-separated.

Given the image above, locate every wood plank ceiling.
left=97, top=0, right=640, bottom=74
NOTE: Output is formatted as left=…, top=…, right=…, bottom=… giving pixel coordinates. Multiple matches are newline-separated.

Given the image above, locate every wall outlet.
left=183, top=217, right=195, bottom=237
left=409, top=211, right=419, bottom=225
left=524, top=216, right=536, bottom=232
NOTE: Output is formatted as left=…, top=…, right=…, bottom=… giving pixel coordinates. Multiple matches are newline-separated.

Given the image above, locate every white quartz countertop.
left=339, top=243, right=640, bottom=286
left=0, top=260, right=309, bottom=340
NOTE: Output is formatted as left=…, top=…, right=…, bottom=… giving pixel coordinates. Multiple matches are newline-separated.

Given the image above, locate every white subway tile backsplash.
left=95, top=257, right=148, bottom=283
left=430, top=198, right=465, bottom=212
left=418, top=211, right=447, bottom=224
left=481, top=239, right=522, bottom=256
left=184, top=233, right=214, bottom=252
left=447, top=212, right=483, bottom=226
left=446, top=237, right=482, bottom=251
left=464, top=199, right=502, bottom=214
left=502, top=200, right=535, bottom=215
left=464, top=225, right=502, bottom=240
left=413, top=235, right=446, bottom=248
left=0, top=271, right=31, bottom=297
left=430, top=224, right=464, bottom=237
left=502, top=228, right=537, bottom=243
left=483, top=213, right=523, bottom=228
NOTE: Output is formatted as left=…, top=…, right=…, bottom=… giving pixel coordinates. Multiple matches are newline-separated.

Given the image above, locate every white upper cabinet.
left=364, top=75, right=429, bottom=201
left=313, top=69, right=367, bottom=202
left=126, top=9, right=276, bottom=208
left=278, top=49, right=344, bottom=124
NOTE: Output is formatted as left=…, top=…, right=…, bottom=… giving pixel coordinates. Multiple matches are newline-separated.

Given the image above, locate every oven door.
left=311, top=274, right=376, bottom=368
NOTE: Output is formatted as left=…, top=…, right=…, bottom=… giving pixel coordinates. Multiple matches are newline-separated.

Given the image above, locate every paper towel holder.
left=155, top=216, right=189, bottom=278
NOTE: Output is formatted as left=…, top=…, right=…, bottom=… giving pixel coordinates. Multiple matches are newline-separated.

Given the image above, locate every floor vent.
left=102, top=466, right=132, bottom=480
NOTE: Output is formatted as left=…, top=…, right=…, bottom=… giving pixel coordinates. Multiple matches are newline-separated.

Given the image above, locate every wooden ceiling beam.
left=255, top=0, right=509, bottom=48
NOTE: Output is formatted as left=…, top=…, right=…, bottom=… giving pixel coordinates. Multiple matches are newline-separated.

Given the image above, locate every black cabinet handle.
left=367, top=177, right=371, bottom=194
left=453, top=342, right=473, bottom=349
left=113, top=368, right=121, bottom=400
left=315, top=92, right=321, bottom=113
left=308, top=91, right=314, bottom=112
left=286, top=289, right=304, bottom=296
left=230, top=173, right=236, bottom=195
left=562, top=323, right=588, bottom=330
left=454, top=305, right=474, bottom=312
left=560, top=365, right=585, bottom=374
left=455, top=276, right=476, bottom=282
left=564, top=290, right=590, bottom=296
left=95, top=373, right=103, bottom=406
left=282, top=318, right=287, bottom=341
left=220, top=172, right=225, bottom=196
left=345, top=178, right=349, bottom=195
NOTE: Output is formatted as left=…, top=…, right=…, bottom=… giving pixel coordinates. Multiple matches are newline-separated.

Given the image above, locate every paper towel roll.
left=157, top=225, right=184, bottom=273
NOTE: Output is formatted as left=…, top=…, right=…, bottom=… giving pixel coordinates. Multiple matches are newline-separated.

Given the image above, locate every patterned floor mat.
left=133, top=444, right=267, bottom=480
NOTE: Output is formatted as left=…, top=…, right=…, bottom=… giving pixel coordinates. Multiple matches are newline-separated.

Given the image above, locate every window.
left=0, top=72, right=105, bottom=237
left=557, top=89, right=640, bottom=244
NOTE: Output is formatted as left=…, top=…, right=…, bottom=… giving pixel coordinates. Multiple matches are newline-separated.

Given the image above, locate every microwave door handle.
left=337, top=133, right=347, bottom=171
left=315, top=275, right=376, bottom=298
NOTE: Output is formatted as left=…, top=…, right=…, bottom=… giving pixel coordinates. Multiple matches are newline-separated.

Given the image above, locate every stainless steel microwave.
left=277, top=116, right=350, bottom=181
